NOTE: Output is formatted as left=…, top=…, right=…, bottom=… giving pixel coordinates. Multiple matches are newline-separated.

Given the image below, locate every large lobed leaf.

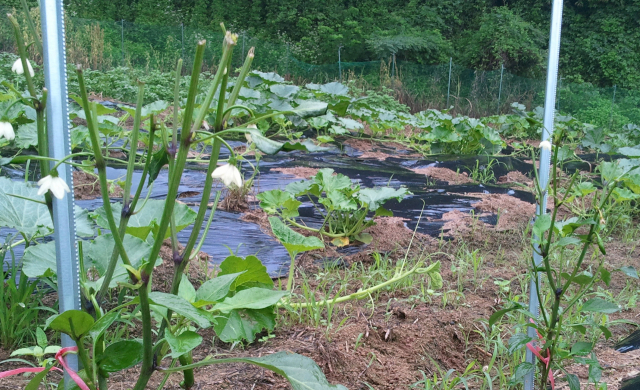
left=269, top=217, right=324, bottom=255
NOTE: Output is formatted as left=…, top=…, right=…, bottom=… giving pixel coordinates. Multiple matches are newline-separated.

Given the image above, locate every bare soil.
left=73, top=170, right=123, bottom=200
left=271, top=167, right=320, bottom=179
left=411, top=166, right=475, bottom=185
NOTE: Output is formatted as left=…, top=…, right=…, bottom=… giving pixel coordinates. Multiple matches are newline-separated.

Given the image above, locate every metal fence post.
left=241, top=32, right=245, bottom=63
left=609, top=84, right=617, bottom=131
left=338, top=45, right=343, bottom=83
left=525, top=0, right=564, bottom=389
left=446, top=57, right=452, bottom=108
left=40, top=0, right=81, bottom=387
left=181, top=23, right=184, bottom=61
left=497, top=63, right=504, bottom=115
left=121, top=19, right=124, bottom=66
left=285, top=42, right=289, bottom=77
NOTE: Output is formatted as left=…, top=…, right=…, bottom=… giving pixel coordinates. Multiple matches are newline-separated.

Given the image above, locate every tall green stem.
left=96, top=115, right=157, bottom=302
left=123, top=81, right=145, bottom=207
left=76, top=67, right=132, bottom=270
left=132, top=41, right=207, bottom=390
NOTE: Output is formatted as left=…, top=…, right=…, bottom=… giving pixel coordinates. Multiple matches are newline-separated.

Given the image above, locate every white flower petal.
left=11, top=59, right=34, bottom=77
left=11, top=59, right=23, bottom=74
left=211, top=164, right=243, bottom=188
left=49, top=177, right=71, bottom=199
left=25, top=60, right=34, bottom=77
left=37, top=175, right=53, bottom=196
left=0, top=121, right=15, bottom=141
left=540, top=140, right=552, bottom=151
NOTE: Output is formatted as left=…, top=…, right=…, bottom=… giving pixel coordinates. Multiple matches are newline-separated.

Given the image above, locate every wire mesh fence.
left=1, top=6, right=638, bottom=125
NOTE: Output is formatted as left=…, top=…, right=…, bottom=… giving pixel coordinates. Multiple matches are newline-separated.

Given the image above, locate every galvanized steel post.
left=446, top=57, right=452, bottom=108
left=525, top=0, right=564, bottom=389
left=497, top=63, right=504, bottom=115
left=609, top=84, right=617, bottom=131
left=40, top=0, right=81, bottom=387
left=338, top=45, right=343, bottom=83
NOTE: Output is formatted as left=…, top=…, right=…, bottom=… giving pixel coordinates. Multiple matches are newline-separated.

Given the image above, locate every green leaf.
left=98, top=340, right=143, bottom=372
left=249, top=130, right=285, bottom=154
left=0, top=177, right=52, bottom=238
left=285, top=180, right=315, bottom=196
left=429, top=271, right=443, bottom=290
left=148, top=148, right=169, bottom=185
left=600, top=268, right=611, bottom=286
left=22, top=241, right=57, bottom=278
left=196, top=272, right=243, bottom=304
left=89, top=310, right=120, bottom=342
left=489, top=303, right=524, bottom=328
left=84, top=233, right=151, bottom=289
left=48, top=310, right=95, bottom=340
left=374, top=207, right=394, bottom=217
left=25, top=365, right=53, bottom=390
left=509, top=362, right=533, bottom=385
left=178, top=274, right=197, bottom=303
left=251, top=71, right=285, bottom=84
left=618, top=146, right=640, bottom=157
left=353, top=232, right=373, bottom=244
left=237, top=351, right=348, bottom=390
left=270, top=84, right=299, bottom=98
left=214, top=307, right=276, bottom=343
left=36, top=328, right=47, bottom=349
left=93, top=200, right=196, bottom=240
left=508, top=333, right=532, bottom=354
left=581, top=298, right=620, bottom=314
left=314, top=169, right=352, bottom=193
left=612, top=187, right=640, bottom=201
left=561, top=271, right=593, bottom=286
left=291, top=101, right=328, bottom=118
left=319, top=82, right=349, bottom=96
left=257, top=189, right=294, bottom=214
left=14, top=122, right=38, bottom=148
left=618, top=266, right=639, bottom=279
left=566, top=373, right=580, bottom=390
left=212, top=287, right=287, bottom=313
left=357, top=187, right=410, bottom=210
left=75, top=206, right=95, bottom=238
left=148, top=292, right=212, bottom=328
left=599, top=325, right=612, bottom=340
left=571, top=341, right=593, bottom=356
left=269, top=217, right=324, bottom=255
left=219, top=255, right=274, bottom=290
left=533, top=214, right=552, bottom=238
left=165, top=330, right=202, bottom=358
left=120, top=100, right=169, bottom=119
left=338, top=117, right=363, bottom=130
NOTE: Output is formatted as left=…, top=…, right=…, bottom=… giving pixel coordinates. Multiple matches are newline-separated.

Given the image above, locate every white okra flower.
left=0, top=121, right=15, bottom=141
left=211, top=163, right=243, bottom=188
left=11, top=58, right=35, bottom=77
left=540, top=140, right=552, bottom=151
left=37, top=174, right=71, bottom=199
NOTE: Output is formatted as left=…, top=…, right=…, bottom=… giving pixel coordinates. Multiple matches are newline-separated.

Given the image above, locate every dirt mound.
left=498, top=171, right=533, bottom=186
left=411, top=166, right=475, bottom=185
left=271, top=166, right=320, bottom=179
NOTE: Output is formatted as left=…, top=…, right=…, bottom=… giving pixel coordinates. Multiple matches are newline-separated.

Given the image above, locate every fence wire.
left=1, top=7, right=638, bottom=124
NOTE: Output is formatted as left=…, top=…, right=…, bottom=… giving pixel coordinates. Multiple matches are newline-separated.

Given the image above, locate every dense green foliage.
left=8, top=0, right=632, bottom=88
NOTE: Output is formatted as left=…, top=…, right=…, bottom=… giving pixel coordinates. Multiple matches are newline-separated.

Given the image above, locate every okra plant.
left=491, top=135, right=640, bottom=390
left=2, top=13, right=348, bottom=389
